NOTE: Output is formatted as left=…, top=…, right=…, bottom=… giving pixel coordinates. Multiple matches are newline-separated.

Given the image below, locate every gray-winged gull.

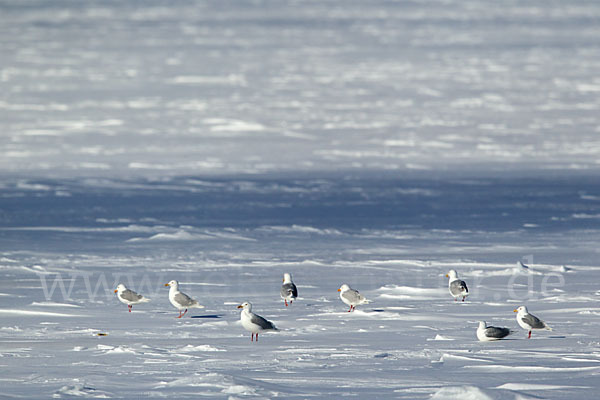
left=114, top=283, right=150, bottom=312
left=514, top=306, right=552, bottom=338
left=164, top=280, right=204, bottom=318
left=237, top=302, right=278, bottom=342
left=446, top=269, right=469, bottom=302
left=338, top=283, right=370, bottom=312
left=280, top=273, right=298, bottom=307
left=476, top=321, right=514, bottom=341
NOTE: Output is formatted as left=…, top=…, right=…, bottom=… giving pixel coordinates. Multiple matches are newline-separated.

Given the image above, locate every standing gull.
left=114, top=283, right=150, bottom=312
left=237, top=302, right=278, bottom=342
left=280, top=273, right=298, bottom=307
left=514, top=306, right=552, bottom=338
left=164, top=280, right=204, bottom=318
left=476, top=321, right=513, bottom=341
left=338, top=284, right=370, bottom=312
left=446, top=269, right=469, bottom=302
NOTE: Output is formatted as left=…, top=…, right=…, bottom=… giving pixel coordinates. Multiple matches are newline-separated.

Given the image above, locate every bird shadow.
left=190, top=314, right=225, bottom=319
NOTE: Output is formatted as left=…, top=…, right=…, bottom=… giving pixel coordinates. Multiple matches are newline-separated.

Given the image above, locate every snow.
left=1, top=176, right=600, bottom=398
left=2, top=0, right=600, bottom=398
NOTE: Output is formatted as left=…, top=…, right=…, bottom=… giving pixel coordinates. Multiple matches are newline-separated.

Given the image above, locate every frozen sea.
left=1, top=1, right=600, bottom=399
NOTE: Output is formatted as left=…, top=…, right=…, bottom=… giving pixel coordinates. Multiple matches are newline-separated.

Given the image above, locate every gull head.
left=514, top=305, right=527, bottom=313
left=338, top=283, right=350, bottom=292
left=283, top=273, right=292, bottom=283
left=478, top=321, right=487, bottom=330
left=164, top=280, right=179, bottom=288
left=237, top=301, right=252, bottom=311
left=446, top=270, right=458, bottom=279
left=114, top=283, right=126, bottom=293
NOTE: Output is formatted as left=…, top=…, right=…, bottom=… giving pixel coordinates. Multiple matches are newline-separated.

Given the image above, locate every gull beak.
left=164, top=283, right=170, bottom=287
left=337, top=288, right=341, bottom=292
left=445, top=274, right=449, bottom=277
left=114, top=289, right=118, bottom=293
left=513, top=309, right=518, bottom=312
left=237, top=305, right=243, bottom=309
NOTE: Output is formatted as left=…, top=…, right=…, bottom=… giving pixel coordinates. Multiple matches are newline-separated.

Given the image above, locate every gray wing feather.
left=342, top=289, right=364, bottom=304
left=485, top=326, right=511, bottom=338
left=522, top=313, right=545, bottom=329
left=281, top=283, right=298, bottom=298
left=450, top=280, right=468, bottom=295
left=174, top=292, right=197, bottom=307
left=120, top=289, right=143, bottom=302
left=251, top=313, right=277, bottom=330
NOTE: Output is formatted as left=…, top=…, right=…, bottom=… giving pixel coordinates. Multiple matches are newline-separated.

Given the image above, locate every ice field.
left=1, top=0, right=600, bottom=398
left=1, top=175, right=600, bottom=399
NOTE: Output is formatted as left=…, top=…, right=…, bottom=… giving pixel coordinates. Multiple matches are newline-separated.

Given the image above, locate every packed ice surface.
left=1, top=176, right=600, bottom=399
left=2, top=0, right=600, bottom=398
left=1, top=0, right=600, bottom=177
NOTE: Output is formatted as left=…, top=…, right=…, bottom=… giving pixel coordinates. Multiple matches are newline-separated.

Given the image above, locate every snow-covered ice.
left=1, top=176, right=600, bottom=398
left=2, top=0, right=600, bottom=398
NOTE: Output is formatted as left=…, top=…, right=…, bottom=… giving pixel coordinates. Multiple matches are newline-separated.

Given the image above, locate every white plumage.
left=338, top=284, right=370, bottom=312
left=514, top=306, right=552, bottom=338
left=114, top=283, right=150, bottom=312
left=237, top=302, right=278, bottom=342
left=164, top=280, right=204, bottom=318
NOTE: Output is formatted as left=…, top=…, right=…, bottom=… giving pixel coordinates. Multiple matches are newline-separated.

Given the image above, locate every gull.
left=237, top=302, right=278, bottom=342
left=514, top=306, right=552, bottom=338
left=280, top=273, right=298, bottom=307
left=164, top=280, right=204, bottom=318
left=476, top=321, right=514, bottom=341
left=114, top=283, right=150, bottom=312
left=338, top=284, right=370, bottom=312
left=446, top=269, right=469, bottom=302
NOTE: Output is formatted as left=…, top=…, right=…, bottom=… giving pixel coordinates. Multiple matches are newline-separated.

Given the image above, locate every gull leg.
left=528, top=330, right=532, bottom=339
left=128, top=305, right=132, bottom=312
left=285, top=299, right=288, bottom=307
left=462, top=297, right=465, bottom=302
left=256, top=333, right=259, bottom=342
left=177, top=310, right=183, bottom=318
left=181, top=309, right=188, bottom=318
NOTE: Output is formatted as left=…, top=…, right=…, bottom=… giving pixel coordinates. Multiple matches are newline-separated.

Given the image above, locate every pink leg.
left=528, top=331, right=532, bottom=339
left=348, top=306, right=352, bottom=312
left=177, top=310, right=183, bottom=318
left=462, top=297, right=465, bottom=302
left=128, top=305, right=132, bottom=312
left=285, top=299, right=288, bottom=307
left=251, top=333, right=255, bottom=342
left=256, top=333, right=259, bottom=342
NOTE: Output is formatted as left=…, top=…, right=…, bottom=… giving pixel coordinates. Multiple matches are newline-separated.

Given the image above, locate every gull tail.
left=139, top=297, right=151, bottom=303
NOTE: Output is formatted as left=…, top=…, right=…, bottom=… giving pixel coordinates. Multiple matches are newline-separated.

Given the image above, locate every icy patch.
left=377, top=285, right=447, bottom=300
left=428, top=334, right=454, bottom=341
left=496, top=383, right=591, bottom=390
left=30, top=302, right=81, bottom=308
left=177, top=344, right=226, bottom=352
left=53, top=382, right=111, bottom=398
left=0, top=310, right=83, bottom=317
left=96, top=345, right=136, bottom=355
left=157, top=372, right=265, bottom=397
left=431, top=385, right=494, bottom=400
